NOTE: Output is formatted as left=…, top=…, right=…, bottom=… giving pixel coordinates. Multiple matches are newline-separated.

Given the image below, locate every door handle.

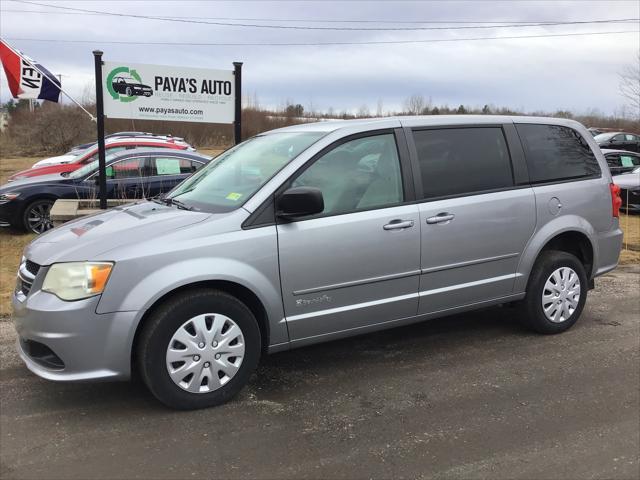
left=383, top=219, right=414, bottom=230
left=426, top=213, right=455, bottom=224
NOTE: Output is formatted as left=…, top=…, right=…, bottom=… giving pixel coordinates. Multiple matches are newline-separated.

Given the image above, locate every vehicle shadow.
left=8, top=304, right=531, bottom=415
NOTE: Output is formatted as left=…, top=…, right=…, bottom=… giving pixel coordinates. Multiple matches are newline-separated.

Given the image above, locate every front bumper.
left=594, top=226, right=624, bottom=277
left=0, top=201, right=22, bottom=228
left=12, top=283, right=137, bottom=382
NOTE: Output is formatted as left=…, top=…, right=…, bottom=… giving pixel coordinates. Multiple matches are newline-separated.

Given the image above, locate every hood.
left=25, top=201, right=212, bottom=265
left=0, top=173, right=71, bottom=191
left=32, top=154, right=78, bottom=168
left=9, top=162, right=80, bottom=180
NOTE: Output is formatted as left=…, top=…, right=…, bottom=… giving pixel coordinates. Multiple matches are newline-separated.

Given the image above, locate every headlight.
left=42, top=262, right=114, bottom=301
left=0, top=192, right=21, bottom=204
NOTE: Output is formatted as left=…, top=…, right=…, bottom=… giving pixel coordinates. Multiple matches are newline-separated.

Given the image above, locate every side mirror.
left=276, top=186, right=324, bottom=219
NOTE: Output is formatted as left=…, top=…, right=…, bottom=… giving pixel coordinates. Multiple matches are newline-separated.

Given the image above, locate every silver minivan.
left=13, top=116, right=623, bottom=409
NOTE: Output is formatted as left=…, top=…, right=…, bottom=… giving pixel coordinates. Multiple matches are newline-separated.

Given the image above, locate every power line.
left=1, top=7, right=637, bottom=25
left=5, top=30, right=637, bottom=47
left=11, top=1, right=640, bottom=31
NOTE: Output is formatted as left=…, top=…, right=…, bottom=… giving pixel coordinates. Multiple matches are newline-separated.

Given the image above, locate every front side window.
left=605, top=155, right=621, bottom=168
left=516, top=124, right=600, bottom=183
left=166, top=132, right=325, bottom=212
left=106, top=158, right=146, bottom=179
left=290, top=133, right=403, bottom=216
left=412, top=127, right=513, bottom=199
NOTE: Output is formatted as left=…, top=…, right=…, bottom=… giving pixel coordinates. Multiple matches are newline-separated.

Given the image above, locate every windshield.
left=69, top=160, right=99, bottom=179
left=594, top=133, right=616, bottom=142
left=68, top=151, right=124, bottom=179
left=165, top=131, right=325, bottom=212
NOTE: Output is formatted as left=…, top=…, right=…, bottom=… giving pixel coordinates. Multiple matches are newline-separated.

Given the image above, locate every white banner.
left=102, top=61, right=235, bottom=124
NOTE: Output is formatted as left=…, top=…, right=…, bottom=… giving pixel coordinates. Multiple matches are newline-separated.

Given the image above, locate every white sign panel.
left=102, top=61, right=234, bottom=124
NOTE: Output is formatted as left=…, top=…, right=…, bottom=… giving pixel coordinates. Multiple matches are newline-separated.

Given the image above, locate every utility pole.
left=233, top=62, right=242, bottom=145
left=93, top=50, right=107, bottom=210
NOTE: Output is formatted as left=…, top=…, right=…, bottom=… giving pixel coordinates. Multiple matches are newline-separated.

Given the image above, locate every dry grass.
left=619, top=213, right=640, bottom=264
left=0, top=231, right=35, bottom=316
left=0, top=156, right=40, bottom=184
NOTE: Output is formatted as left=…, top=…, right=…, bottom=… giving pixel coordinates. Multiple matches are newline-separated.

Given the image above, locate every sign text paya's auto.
left=102, top=61, right=235, bottom=124
left=155, top=76, right=232, bottom=95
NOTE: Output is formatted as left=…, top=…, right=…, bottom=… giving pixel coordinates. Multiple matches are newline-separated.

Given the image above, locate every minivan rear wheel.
left=518, top=250, right=588, bottom=334
left=137, top=289, right=261, bottom=409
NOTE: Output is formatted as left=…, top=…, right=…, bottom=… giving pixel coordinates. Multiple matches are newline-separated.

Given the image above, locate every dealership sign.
left=102, top=61, right=235, bottom=124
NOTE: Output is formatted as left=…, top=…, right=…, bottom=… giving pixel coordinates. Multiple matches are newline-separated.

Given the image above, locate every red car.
left=8, top=139, right=190, bottom=182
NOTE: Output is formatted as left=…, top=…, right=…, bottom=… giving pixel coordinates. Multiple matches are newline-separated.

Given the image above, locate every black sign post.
left=92, top=50, right=107, bottom=210
left=233, top=61, right=243, bottom=145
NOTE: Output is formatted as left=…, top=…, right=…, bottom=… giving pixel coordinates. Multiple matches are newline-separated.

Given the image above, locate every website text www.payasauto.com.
left=138, top=106, right=204, bottom=116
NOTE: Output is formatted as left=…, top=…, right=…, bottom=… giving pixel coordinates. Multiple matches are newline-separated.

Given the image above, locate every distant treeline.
left=1, top=97, right=638, bottom=156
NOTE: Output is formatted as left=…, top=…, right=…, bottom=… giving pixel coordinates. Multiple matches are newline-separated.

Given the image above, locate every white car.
left=31, top=152, right=84, bottom=168
left=613, top=167, right=640, bottom=213
left=30, top=137, right=194, bottom=169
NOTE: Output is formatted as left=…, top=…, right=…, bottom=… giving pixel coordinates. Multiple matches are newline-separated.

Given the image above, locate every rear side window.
left=516, top=124, right=600, bottom=183
left=152, top=157, right=200, bottom=175
left=412, top=127, right=513, bottom=199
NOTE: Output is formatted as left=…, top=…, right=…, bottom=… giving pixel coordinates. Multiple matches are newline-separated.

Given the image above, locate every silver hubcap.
left=542, top=267, right=581, bottom=323
left=27, top=203, right=53, bottom=233
left=165, top=314, right=245, bottom=394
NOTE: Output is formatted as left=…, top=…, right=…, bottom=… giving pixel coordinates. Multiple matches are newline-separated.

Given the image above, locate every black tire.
left=137, top=289, right=261, bottom=410
left=125, top=86, right=132, bottom=96
left=518, top=250, right=588, bottom=334
left=22, top=199, right=54, bottom=234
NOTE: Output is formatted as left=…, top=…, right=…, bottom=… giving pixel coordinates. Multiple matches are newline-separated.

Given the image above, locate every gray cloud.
left=1, top=0, right=638, bottom=115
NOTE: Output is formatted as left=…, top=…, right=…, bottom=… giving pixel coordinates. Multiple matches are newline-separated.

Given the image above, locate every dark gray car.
left=12, top=116, right=623, bottom=409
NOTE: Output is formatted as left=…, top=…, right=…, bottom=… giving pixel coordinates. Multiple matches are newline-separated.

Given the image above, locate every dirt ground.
left=1, top=265, right=638, bottom=479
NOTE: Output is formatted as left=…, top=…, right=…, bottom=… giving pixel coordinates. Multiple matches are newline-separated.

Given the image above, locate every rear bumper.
left=12, top=288, right=137, bottom=382
left=594, top=226, right=624, bottom=277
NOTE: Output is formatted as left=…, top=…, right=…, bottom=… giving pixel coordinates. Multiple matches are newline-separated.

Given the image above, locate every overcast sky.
left=1, top=0, right=639, bottom=115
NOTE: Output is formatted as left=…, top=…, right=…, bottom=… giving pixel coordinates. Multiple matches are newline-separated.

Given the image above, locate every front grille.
left=15, top=258, right=39, bottom=298
left=25, top=260, right=40, bottom=277
left=19, top=338, right=65, bottom=370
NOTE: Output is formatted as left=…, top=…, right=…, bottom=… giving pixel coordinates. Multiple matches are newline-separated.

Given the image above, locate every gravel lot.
left=1, top=266, right=638, bottom=480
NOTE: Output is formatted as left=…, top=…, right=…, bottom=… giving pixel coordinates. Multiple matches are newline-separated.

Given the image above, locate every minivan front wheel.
left=137, top=289, right=261, bottom=409
left=519, top=250, right=588, bottom=334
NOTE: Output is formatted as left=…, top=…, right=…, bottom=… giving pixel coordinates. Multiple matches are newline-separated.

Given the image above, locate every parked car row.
left=1, top=126, right=638, bottom=236
left=1, top=131, right=207, bottom=234
left=601, top=149, right=640, bottom=213
left=594, top=131, right=640, bottom=153
left=0, top=150, right=212, bottom=233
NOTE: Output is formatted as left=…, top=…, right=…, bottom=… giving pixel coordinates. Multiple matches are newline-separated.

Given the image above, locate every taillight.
left=610, top=183, right=622, bottom=217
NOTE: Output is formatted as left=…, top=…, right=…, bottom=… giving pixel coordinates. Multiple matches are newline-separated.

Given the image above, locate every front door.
left=277, top=132, right=421, bottom=341
left=106, top=156, right=150, bottom=200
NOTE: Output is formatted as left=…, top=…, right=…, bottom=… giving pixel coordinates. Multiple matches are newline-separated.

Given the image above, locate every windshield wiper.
left=151, top=193, right=194, bottom=211
left=169, top=198, right=194, bottom=211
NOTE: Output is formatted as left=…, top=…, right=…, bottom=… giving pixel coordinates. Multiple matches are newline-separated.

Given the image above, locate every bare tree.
left=403, top=94, right=426, bottom=115
left=619, top=53, right=640, bottom=119
left=376, top=98, right=384, bottom=117
left=357, top=104, right=370, bottom=118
